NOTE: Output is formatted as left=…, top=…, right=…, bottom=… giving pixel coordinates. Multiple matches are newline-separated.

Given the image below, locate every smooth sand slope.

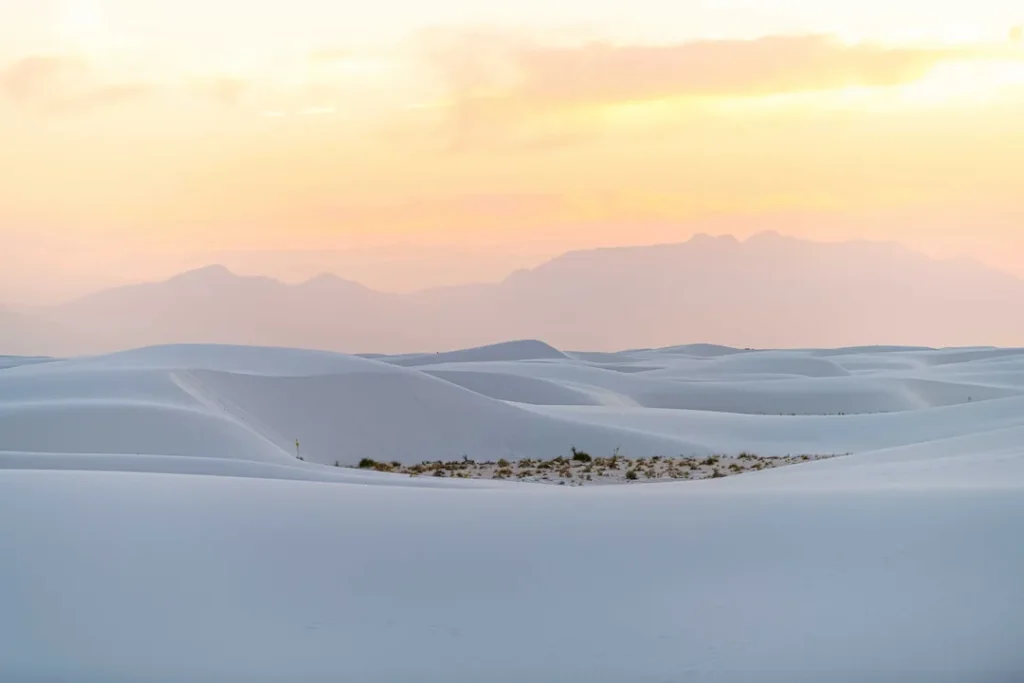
left=2, top=341, right=1024, bottom=681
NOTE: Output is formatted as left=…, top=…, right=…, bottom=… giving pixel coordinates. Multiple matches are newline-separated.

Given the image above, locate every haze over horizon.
left=14, top=228, right=1021, bottom=307
left=2, top=1, right=1024, bottom=306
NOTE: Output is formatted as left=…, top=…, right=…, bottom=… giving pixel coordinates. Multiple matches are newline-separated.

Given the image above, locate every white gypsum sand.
left=1, top=341, right=1023, bottom=682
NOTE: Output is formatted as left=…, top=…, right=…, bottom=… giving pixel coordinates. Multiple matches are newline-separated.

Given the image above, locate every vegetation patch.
left=347, top=449, right=847, bottom=486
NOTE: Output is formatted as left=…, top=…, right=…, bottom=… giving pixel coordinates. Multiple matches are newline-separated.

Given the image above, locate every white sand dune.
left=384, top=339, right=568, bottom=366
left=2, top=341, right=1023, bottom=681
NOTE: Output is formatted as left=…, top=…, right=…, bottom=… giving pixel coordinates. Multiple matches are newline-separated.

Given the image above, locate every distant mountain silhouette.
left=6, top=232, right=1024, bottom=355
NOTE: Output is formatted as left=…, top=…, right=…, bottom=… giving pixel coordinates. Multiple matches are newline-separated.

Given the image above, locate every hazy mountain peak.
left=688, top=233, right=739, bottom=247
left=167, top=264, right=236, bottom=284
left=745, top=230, right=788, bottom=243
left=300, top=273, right=351, bottom=287
left=9, top=232, right=1024, bottom=356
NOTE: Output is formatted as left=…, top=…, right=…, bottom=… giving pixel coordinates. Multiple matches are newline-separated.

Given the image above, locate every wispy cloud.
left=0, top=55, right=88, bottom=101
left=192, top=76, right=249, bottom=107
left=48, top=83, right=153, bottom=113
left=414, top=31, right=1002, bottom=151
left=429, top=33, right=980, bottom=106
left=0, top=55, right=151, bottom=113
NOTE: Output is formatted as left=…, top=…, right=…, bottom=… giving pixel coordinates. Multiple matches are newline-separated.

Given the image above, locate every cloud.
left=431, top=33, right=974, bottom=107
left=193, top=76, right=249, bottom=107
left=0, top=55, right=151, bottom=113
left=49, top=83, right=154, bottom=113
left=412, top=31, right=992, bottom=151
left=0, top=56, right=89, bottom=101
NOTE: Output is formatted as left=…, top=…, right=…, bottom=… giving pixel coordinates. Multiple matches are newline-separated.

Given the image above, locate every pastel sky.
left=2, top=0, right=1024, bottom=302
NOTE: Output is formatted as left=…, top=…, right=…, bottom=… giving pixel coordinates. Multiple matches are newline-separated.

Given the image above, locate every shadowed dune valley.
left=4, top=0, right=1024, bottom=679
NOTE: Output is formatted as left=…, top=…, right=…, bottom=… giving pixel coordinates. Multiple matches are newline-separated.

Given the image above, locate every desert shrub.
left=729, top=464, right=742, bottom=472
left=625, top=469, right=639, bottom=481
left=702, top=456, right=720, bottom=467
left=498, top=458, right=510, bottom=468
left=433, top=469, right=446, bottom=477
left=711, top=468, right=727, bottom=479
left=571, top=447, right=593, bottom=463
left=373, top=462, right=393, bottom=472
left=390, top=461, right=402, bottom=469
left=358, top=458, right=378, bottom=469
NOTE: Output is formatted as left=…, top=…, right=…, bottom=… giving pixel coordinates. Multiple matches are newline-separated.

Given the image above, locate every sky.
left=1, top=0, right=1023, bottom=303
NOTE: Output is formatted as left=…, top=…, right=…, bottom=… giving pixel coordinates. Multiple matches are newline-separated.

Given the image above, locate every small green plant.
left=358, top=458, right=378, bottom=469
left=625, top=469, right=639, bottom=481
left=498, top=458, right=510, bottom=468
left=711, top=468, right=727, bottom=479
left=571, top=447, right=593, bottom=463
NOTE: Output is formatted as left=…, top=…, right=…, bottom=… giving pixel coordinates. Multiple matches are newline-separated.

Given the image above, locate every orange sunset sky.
left=2, top=0, right=1023, bottom=303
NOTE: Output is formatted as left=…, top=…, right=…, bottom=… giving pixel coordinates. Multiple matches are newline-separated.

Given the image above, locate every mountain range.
left=4, top=231, right=1024, bottom=355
